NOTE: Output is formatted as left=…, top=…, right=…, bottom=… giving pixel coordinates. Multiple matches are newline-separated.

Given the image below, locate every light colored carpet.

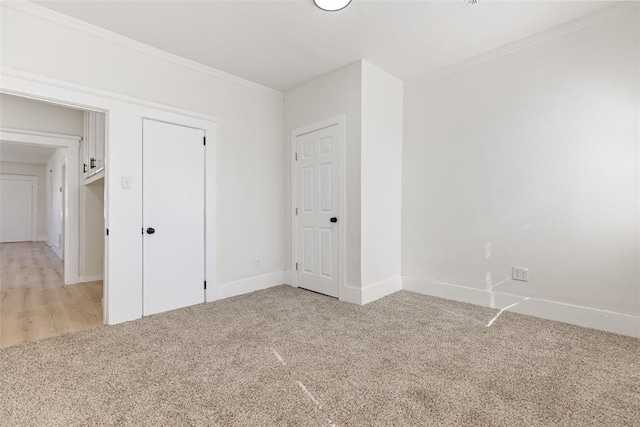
left=0, top=285, right=638, bottom=426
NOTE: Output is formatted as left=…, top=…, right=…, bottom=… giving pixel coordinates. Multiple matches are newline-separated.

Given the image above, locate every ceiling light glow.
left=314, top=0, right=352, bottom=12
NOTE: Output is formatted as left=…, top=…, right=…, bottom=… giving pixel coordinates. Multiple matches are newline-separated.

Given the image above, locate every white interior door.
left=143, top=119, right=205, bottom=316
left=296, top=125, right=340, bottom=297
left=0, top=176, right=35, bottom=243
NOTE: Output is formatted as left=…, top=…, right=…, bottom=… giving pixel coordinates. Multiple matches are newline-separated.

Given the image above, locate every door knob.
left=330, top=217, right=338, bottom=223
left=146, top=227, right=156, bottom=234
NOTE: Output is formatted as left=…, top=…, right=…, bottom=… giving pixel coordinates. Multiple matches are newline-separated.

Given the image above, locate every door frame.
left=0, top=174, right=38, bottom=242
left=60, top=158, right=66, bottom=260
left=290, top=115, right=347, bottom=301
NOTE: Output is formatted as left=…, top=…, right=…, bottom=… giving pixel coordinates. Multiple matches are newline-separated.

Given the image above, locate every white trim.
left=1, top=68, right=217, bottom=123
left=283, top=270, right=295, bottom=286
left=1, top=1, right=283, bottom=99
left=290, top=116, right=347, bottom=302
left=78, top=274, right=104, bottom=283
left=341, top=286, right=362, bottom=305
left=0, top=127, right=82, bottom=147
left=212, top=271, right=284, bottom=301
left=0, top=174, right=38, bottom=242
left=49, top=241, right=63, bottom=260
left=407, top=2, right=638, bottom=87
left=403, top=277, right=640, bottom=338
left=60, top=156, right=66, bottom=262
left=361, top=276, right=402, bottom=305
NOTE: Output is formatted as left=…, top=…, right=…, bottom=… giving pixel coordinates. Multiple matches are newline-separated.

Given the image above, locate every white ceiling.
left=35, top=0, right=618, bottom=92
left=0, top=142, right=56, bottom=165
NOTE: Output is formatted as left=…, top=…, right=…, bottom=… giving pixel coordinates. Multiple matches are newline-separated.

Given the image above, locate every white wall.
left=361, top=62, right=403, bottom=292
left=1, top=2, right=284, bottom=322
left=0, top=161, right=47, bottom=239
left=79, top=179, right=104, bottom=278
left=403, top=10, right=639, bottom=322
left=0, top=93, right=84, bottom=135
left=284, top=61, right=363, bottom=290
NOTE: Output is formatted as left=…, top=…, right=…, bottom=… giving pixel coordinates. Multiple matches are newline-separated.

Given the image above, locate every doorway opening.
left=0, top=93, right=106, bottom=348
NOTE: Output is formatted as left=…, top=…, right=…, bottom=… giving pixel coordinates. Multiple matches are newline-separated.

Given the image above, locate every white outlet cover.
left=512, top=266, right=529, bottom=282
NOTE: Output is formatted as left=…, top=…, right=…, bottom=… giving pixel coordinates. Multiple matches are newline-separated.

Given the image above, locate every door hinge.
left=295, top=207, right=298, bottom=215
left=203, top=136, right=206, bottom=146
left=295, top=153, right=298, bottom=161
left=106, top=228, right=109, bottom=236
left=295, top=262, right=298, bottom=271
left=204, top=280, right=207, bottom=290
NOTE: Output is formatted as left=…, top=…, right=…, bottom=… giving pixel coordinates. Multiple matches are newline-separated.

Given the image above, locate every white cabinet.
left=82, top=111, right=105, bottom=181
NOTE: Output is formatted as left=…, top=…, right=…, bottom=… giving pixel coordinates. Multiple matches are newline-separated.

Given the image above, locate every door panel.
left=0, top=177, right=33, bottom=243
left=143, top=120, right=205, bottom=316
left=296, top=125, right=339, bottom=297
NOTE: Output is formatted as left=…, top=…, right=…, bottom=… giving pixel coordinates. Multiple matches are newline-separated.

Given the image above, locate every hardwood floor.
left=0, top=241, right=103, bottom=349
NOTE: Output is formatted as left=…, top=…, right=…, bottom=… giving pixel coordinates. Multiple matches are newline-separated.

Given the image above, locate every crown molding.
left=1, top=0, right=284, bottom=99
left=407, top=2, right=638, bottom=87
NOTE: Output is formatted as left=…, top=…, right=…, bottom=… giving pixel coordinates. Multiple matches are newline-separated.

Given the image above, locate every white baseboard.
left=283, top=270, right=295, bottom=286
left=211, top=270, right=284, bottom=301
left=50, top=244, right=63, bottom=260
left=403, top=277, right=640, bottom=338
left=35, top=234, right=47, bottom=242
left=77, top=274, right=104, bottom=283
left=361, top=275, right=402, bottom=305
left=341, top=285, right=362, bottom=305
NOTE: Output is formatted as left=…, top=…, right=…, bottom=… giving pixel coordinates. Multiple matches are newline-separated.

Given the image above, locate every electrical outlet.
left=512, top=266, right=529, bottom=282
left=255, top=258, right=260, bottom=269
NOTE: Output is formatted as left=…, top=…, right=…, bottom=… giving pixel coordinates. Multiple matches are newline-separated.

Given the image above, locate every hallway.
left=0, top=242, right=102, bottom=348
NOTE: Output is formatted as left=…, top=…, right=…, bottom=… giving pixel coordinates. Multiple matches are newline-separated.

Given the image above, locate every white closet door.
left=142, top=120, right=205, bottom=316
left=0, top=176, right=34, bottom=243
left=296, top=125, right=340, bottom=297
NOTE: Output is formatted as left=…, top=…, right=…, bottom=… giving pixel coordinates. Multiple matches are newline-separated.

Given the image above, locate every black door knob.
left=330, top=217, right=338, bottom=223
left=146, top=227, right=156, bottom=234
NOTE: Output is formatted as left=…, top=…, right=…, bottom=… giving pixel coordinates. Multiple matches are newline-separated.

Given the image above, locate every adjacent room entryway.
left=0, top=93, right=107, bottom=348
